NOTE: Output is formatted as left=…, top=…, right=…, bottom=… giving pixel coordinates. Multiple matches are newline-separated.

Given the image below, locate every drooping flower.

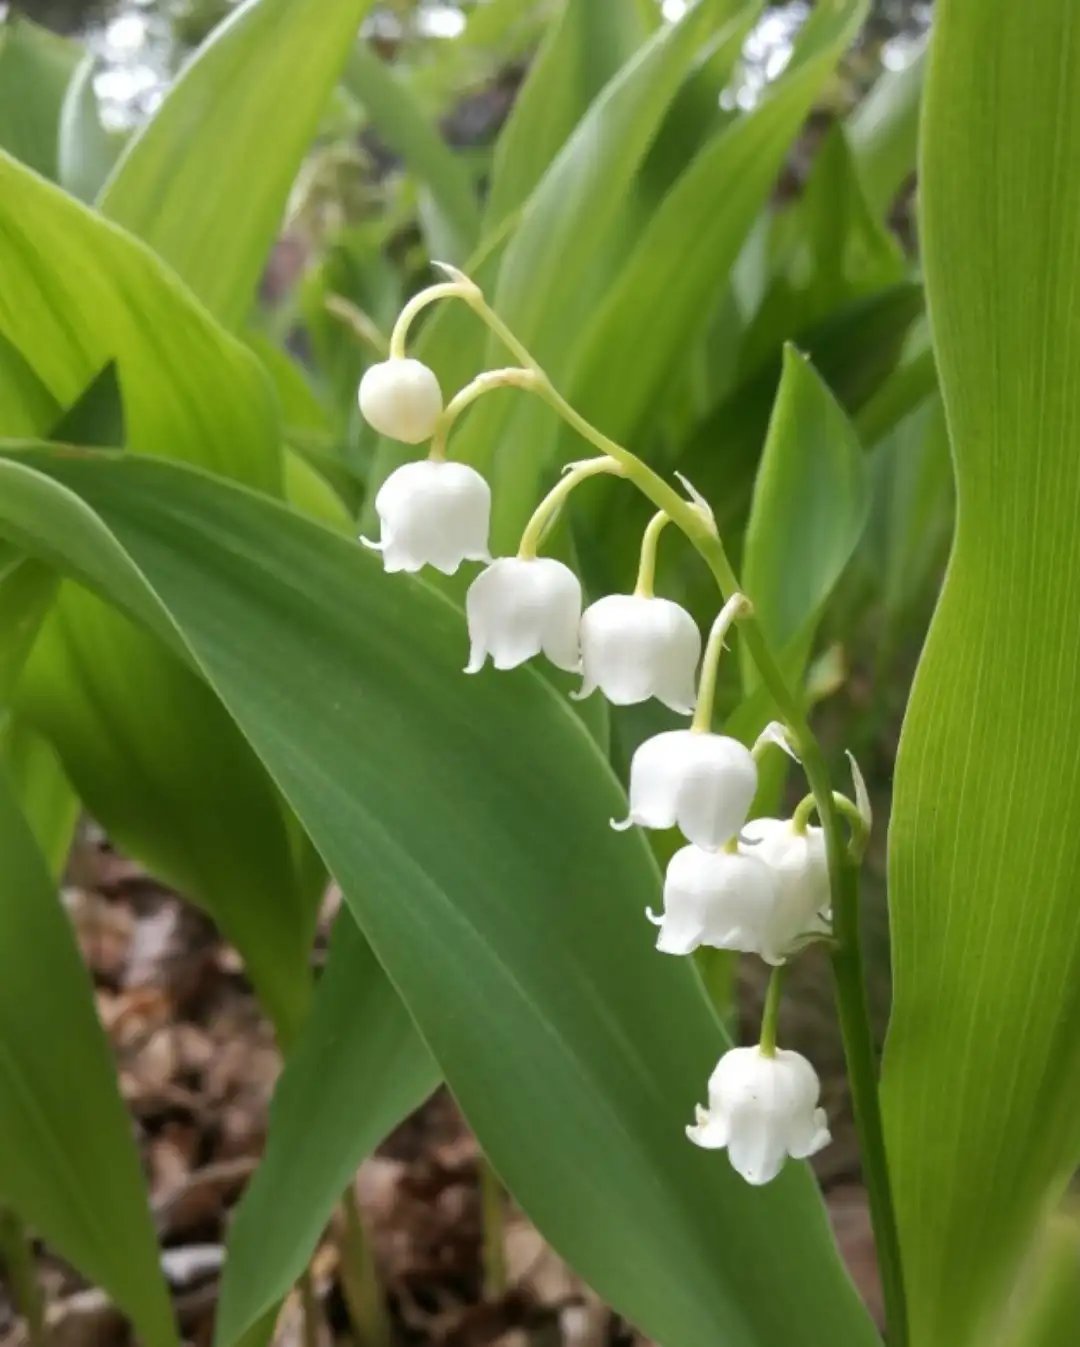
left=358, top=358, right=444, bottom=444
left=575, top=594, right=701, bottom=712
left=612, top=730, right=756, bottom=850
left=361, top=460, right=491, bottom=574
left=740, top=817, right=831, bottom=958
left=465, top=557, right=582, bottom=673
left=686, top=1045, right=830, bottom=1184
left=647, top=846, right=779, bottom=956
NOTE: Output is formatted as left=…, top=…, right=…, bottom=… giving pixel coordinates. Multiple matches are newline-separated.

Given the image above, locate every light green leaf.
left=848, top=38, right=927, bottom=219
left=0, top=334, right=60, bottom=439
left=217, top=912, right=439, bottom=1347
left=0, top=447, right=878, bottom=1347
left=483, top=0, right=658, bottom=232
left=0, top=758, right=176, bottom=1347
left=562, top=0, right=868, bottom=471
left=0, top=16, right=78, bottom=179
left=742, top=346, right=870, bottom=678
left=882, top=3, right=1080, bottom=1343
left=99, top=0, right=378, bottom=330
left=0, top=719, right=78, bottom=882
left=0, top=149, right=316, bottom=1039
left=341, top=43, right=479, bottom=260
left=59, top=56, right=123, bottom=204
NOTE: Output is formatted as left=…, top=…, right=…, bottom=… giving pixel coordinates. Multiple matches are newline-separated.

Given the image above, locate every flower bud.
left=687, top=1045, right=830, bottom=1184
left=647, top=846, right=779, bottom=956
left=358, top=358, right=443, bottom=443
left=361, top=460, right=491, bottom=575
left=465, top=557, right=582, bottom=673
left=612, top=730, right=756, bottom=850
left=741, top=818, right=830, bottom=957
left=576, top=594, right=700, bottom=712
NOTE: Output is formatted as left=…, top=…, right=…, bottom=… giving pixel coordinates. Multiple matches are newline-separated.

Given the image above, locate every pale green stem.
left=389, top=281, right=473, bottom=359
left=415, top=284, right=908, bottom=1347
left=298, top=1267, right=322, bottom=1347
left=517, top=457, right=624, bottom=559
left=690, top=594, right=754, bottom=734
left=0, top=1210, right=45, bottom=1347
left=479, top=1155, right=508, bottom=1299
left=325, top=295, right=389, bottom=357
left=793, top=789, right=870, bottom=858
left=429, top=367, right=542, bottom=460
left=634, top=511, right=672, bottom=597
left=758, top=965, right=787, bottom=1058
left=338, top=1186, right=390, bottom=1347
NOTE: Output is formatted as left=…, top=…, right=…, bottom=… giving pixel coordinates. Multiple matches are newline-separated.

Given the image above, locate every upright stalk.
left=338, top=1185, right=391, bottom=1347
left=479, top=1155, right=508, bottom=1299
left=395, top=281, right=909, bottom=1346
left=0, top=1210, right=46, bottom=1347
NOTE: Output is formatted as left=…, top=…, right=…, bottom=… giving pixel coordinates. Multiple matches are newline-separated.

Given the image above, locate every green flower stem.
left=758, top=965, right=787, bottom=1058
left=479, top=1154, right=508, bottom=1299
left=389, top=281, right=469, bottom=359
left=793, top=789, right=871, bottom=858
left=456, top=289, right=908, bottom=1347
left=517, top=456, right=625, bottom=559
left=430, top=367, right=541, bottom=459
left=0, top=1209, right=46, bottom=1347
left=633, top=511, right=672, bottom=597
left=691, top=594, right=754, bottom=734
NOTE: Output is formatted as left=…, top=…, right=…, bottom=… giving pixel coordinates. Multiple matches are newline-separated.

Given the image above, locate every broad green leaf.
left=99, top=0, right=378, bottom=330
left=0, top=16, right=78, bottom=179
left=0, top=448, right=878, bottom=1347
left=484, top=0, right=658, bottom=231
left=341, top=43, right=480, bottom=260
left=0, top=150, right=279, bottom=489
left=0, top=719, right=78, bottom=882
left=742, top=347, right=869, bottom=680
left=217, top=913, right=439, bottom=1347
left=48, top=363, right=125, bottom=449
left=882, top=4, right=1080, bottom=1343
left=559, top=0, right=868, bottom=486
left=58, top=56, right=123, bottom=204
left=848, top=38, right=927, bottom=219
left=0, top=334, right=60, bottom=438
left=0, top=759, right=176, bottom=1347
left=0, top=150, right=315, bottom=1038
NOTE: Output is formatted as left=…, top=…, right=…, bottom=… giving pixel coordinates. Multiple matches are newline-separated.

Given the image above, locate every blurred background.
left=0, top=3, right=941, bottom=1345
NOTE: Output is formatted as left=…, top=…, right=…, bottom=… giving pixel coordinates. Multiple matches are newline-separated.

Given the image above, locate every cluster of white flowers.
left=359, top=348, right=839, bottom=1187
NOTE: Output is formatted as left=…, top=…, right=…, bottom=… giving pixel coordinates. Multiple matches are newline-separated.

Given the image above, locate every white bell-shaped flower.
left=465, top=557, right=582, bottom=673
left=362, top=460, right=491, bottom=575
left=613, top=730, right=756, bottom=850
left=741, top=818, right=830, bottom=958
left=647, top=846, right=779, bottom=956
left=358, top=358, right=443, bottom=444
left=576, top=594, right=701, bottom=712
left=687, top=1045, right=830, bottom=1185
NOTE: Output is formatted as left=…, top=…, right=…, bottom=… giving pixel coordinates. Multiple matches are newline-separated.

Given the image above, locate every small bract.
left=576, top=594, right=700, bottom=712
left=358, top=358, right=443, bottom=444
left=741, top=817, right=830, bottom=958
left=465, top=557, right=582, bottom=673
left=647, top=846, right=779, bottom=956
left=362, top=460, right=491, bottom=575
left=687, top=1045, right=830, bottom=1184
left=612, top=729, right=756, bottom=850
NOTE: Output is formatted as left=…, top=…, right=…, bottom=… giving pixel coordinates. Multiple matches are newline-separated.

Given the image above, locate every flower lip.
left=465, top=556, right=583, bottom=674
left=576, top=593, right=701, bottom=713
left=612, top=729, right=757, bottom=850
left=361, top=458, right=491, bottom=575
left=686, top=1045, right=830, bottom=1184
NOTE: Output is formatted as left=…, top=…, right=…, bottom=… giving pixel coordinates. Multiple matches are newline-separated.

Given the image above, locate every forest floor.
left=0, top=814, right=888, bottom=1347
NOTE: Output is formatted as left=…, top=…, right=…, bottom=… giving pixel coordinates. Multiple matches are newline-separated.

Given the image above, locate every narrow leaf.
left=0, top=448, right=879, bottom=1347
left=0, top=759, right=176, bottom=1347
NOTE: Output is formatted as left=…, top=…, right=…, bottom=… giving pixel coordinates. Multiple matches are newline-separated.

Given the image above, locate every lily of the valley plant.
left=357, top=266, right=885, bottom=1210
